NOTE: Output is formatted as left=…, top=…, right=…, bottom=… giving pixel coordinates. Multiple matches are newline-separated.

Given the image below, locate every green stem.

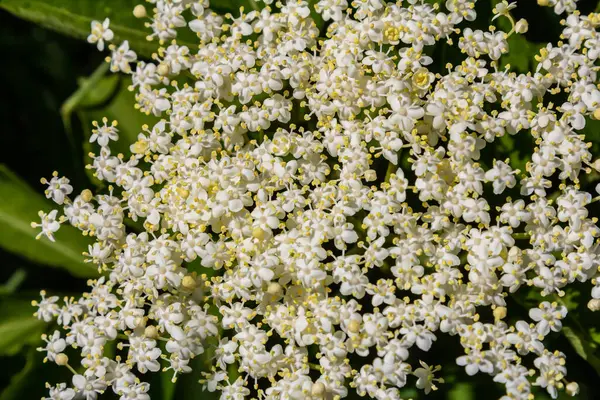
left=308, top=362, right=321, bottom=371
left=60, top=62, right=111, bottom=182
left=248, top=0, right=260, bottom=11
left=504, top=13, right=516, bottom=37
left=385, top=162, right=396, bottom=183
left=61, top=62, right=110, bottom=137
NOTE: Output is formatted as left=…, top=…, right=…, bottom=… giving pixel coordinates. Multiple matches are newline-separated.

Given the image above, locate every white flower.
left=38, top=330, right=66, bottom=362
left=456, top=350, right=494, bottom=376
left=109, top=41, right=137, bottom=73
left=413, top=361, right=443, bottom=394
left=90, top=118, right=119, bottom=147
left=529, top=301, right=567, bottom=336
left=87, top=18, right=114, bottom=51
left=31, top=210, right=61, bottom=241
left=42, top=174, right=73, bottom=205
left=72, top=374, right=106, bottom=400
left=44, top=383, right=76, bottom=400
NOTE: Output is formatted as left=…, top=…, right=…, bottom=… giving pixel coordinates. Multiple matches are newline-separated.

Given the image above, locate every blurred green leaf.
left=0, top=0, right=194, bottom=57
left=172, top=357, right=220, bottom=400
left=161, top=371, right=176, bottom=400
left=209, top=0, right=259, bottom=16
left=448, top=382, right=475, bottom=400
left=0, top=298, right=45, bottom=356
left=0, top=165, right=96, bottom=278
left=307, top=0, right=325, bottom=32
left=0, top=319, right=44, bottom=357
left=498, top=134, right=531, bottom=173
left=491, top=0, right=543, bottom=74
left=61, top=62, right=111, bottom=144
left=77, top=74, right=159, bottom=157
left=562, top=326, right=600, bottom=375
left=0, top=347, right=38, bottom=400
left=0, top=269, right=27, bottom=295
left=501, top=35, right=543, bottom=73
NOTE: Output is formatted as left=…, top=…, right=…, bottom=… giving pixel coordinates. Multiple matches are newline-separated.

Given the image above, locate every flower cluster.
left=32, top=0, right=600, bottom=399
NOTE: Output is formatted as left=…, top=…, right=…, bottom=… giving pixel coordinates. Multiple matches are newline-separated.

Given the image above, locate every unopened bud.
left=176, top=187, right=190, bottom=199
left=515, top=19, right=529, bottom=34
left=133, top=5, right=147, bottom=19
left=252, top=227, right=266, bottom=241
left=157, top=64, right=170, bottom=76
left=566, top=382, right=580, bottom=396
left=131, top=141, right=148, bottom=154
left=588, top=299, right=600, bottom=311
left=267, top=282, right=282, bottom=296
left=182, top=275, right=197, bottom=291
left=593, top=108, right=600, bottom=120
left=493, top=306, right=507, bottom=321
left=537, top=0, right=549, bottom=6
left=347, top=320, right=361, bottom=333
left=364, top=169, right=377, bottom=182
left=81, top=189, right=93, bottom=202
left=144, top=325, right=159, bottom=339
left=55, top=353, right=69, bottom=366
left=311, top=382, right=326, bottom=397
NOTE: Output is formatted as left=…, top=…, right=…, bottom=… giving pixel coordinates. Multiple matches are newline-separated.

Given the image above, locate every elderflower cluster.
left=32, top=0, right=600, bottom=399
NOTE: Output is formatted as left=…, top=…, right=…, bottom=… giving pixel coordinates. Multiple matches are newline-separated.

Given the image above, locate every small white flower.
left=87, top=18, right=114, bottom=51
left=31, top=210, right=61, bottom=242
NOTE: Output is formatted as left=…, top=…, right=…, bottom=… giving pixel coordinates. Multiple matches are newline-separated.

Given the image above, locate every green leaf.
left=0, top=166, right=97, bottom=278
left=491, top=1, right=544, bottom=74
left=0, top=319, right=45, bottom=357
left=161, top=370, right=177, bottom=400
left=563, top=326, right=600, bottom=375
left=0, top=298, right=45, bottom=356
left=61, top=62, right=111, bottom=146
left=0, top=0, right=198, bottom=57
left=307, top=0, right=325, bottom=32
left=77, top=74, right=159, bottom=157
left=0, top=269, right=27, bottom=296
left=210, top=0, right=259, bottom=16
left=172, top=356, right=220, bottom=400
left=448, top=382, right=475, bottom=400
left=0, top=0, right=153, bottom=57
left=0, top=347, right=39, bottom=400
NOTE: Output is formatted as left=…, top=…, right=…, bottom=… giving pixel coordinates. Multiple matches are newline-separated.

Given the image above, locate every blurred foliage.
left=0, top=0, right=600, bottom=399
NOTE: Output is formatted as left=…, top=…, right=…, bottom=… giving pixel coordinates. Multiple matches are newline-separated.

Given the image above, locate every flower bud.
left=133, top=5, right=147, bottom=19
left=493, top=306, right=507, bottom=321
left=182, top=275, right=197, bottom=291
left=252, top=227, right=266, bottom=241
left=157, top=64, right=170, bottom=76
left=566, top=382, right=580, bottom=397
left=593, top=108, right=600, bottom=120
left=364, top=169, right=377, bottom=182
left=81, top=189, right=93, bottom=202
left=311, top=382, right=326, bottom=397
left=347, top=320, right=361, bottom=333
left=267, top=282, right=282, bottom=296
left=145, top=325, right=159, bottom=339
left=515, top=19, right=529, bottom=34
left=588, top=299, right=600, bottom=311
left=537, top=0, right=549, bottom=6
left=55, top=353, right=69, bottom=366
left=131, top=140, right=148, bottom=154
